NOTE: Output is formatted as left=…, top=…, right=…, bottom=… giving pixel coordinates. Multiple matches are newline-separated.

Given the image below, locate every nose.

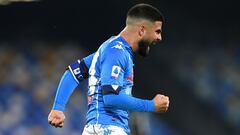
left=156, top=34, right=162, bottom=42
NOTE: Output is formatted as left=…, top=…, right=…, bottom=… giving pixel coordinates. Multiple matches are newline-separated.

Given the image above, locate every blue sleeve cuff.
left=147, top=100, right=155, bottom=112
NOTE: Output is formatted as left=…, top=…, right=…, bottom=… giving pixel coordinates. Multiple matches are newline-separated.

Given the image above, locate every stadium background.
left=0, top=0, right=239, bottom=135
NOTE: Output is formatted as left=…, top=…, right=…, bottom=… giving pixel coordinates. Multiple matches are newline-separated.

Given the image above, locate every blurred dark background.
left=0, top=0, right=239, bottom=135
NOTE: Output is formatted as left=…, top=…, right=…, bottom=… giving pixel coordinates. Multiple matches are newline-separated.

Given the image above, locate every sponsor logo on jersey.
left=111, top=65, right=121, bottom=78
left=111, top=44, right=123, bottom=50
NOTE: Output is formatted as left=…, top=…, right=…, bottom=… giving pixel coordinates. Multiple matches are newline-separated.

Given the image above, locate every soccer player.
left=48, top=3, right=169, bottom=135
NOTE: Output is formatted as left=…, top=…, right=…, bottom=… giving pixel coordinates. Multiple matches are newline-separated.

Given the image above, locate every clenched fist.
left=153, top=94, right=169, bottom=113
left=48, top=110, right=65, bottom=128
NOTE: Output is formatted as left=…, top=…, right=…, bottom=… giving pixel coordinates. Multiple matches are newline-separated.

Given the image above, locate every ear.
left=138, top=25, right=145, bottom=37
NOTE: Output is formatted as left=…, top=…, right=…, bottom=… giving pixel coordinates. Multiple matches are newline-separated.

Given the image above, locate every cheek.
left=144, top=29, right=156, bottom=41
left=149, top=30, right=157, bottom=39
left=144, top=31, right=153, bottom=40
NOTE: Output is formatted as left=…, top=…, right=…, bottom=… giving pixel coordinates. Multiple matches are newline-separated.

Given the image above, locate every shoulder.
left=103, top=41, right=128, bottom=59
left=103, top=38, right=126, bottom=56
left=108, top=41, right=125, bottom=52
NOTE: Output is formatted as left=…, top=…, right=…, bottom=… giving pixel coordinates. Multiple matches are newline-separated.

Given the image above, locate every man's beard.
left=137, top=39, right=152, bottom=57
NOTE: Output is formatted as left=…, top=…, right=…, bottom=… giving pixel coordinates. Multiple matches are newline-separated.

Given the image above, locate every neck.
left=119, top=26, right=139, bottom=52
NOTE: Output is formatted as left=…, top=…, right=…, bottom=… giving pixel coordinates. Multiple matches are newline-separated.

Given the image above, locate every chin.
left=137, top=39, right=152, bottom=57
left=138, top=45, right=150, bottom=57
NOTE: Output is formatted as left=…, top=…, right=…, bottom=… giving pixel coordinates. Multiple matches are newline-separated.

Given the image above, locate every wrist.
left=146, top=100, right=155, bottom=112
left=52, top=103, right=65, bottom=112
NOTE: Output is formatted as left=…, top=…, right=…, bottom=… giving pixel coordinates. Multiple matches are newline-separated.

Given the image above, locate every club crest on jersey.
left=111, top=65, right=121, bottom=78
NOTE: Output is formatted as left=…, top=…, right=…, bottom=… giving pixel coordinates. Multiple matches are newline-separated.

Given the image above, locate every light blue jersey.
left=84, top=35, right=134, bottom=133
left=53, top=35, right=154, bottom=134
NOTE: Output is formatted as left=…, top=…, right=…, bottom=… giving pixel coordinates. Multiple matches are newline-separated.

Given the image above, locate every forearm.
left=52, top=70, right=78, bottom=111
left=103, top=94, right=155, bottom=112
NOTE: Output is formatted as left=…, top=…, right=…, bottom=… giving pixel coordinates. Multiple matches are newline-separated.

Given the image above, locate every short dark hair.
left=127, top=3, right=164, bottom=23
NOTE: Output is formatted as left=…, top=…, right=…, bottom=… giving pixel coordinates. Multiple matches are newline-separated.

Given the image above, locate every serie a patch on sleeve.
left=111, top=65, right=121, bottom=79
